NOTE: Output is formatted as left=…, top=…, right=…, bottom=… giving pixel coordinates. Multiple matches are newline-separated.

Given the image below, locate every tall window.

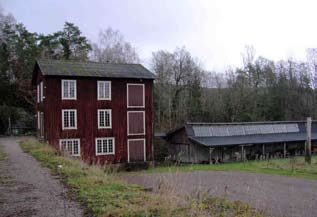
left=98, top=109, right=111, bottom=129
left=62, top=80, right=76, bottom=100
left=98, top=81, right=111, bottom=100
left=62, top=109, right=77, bottom=129
left=95, top=137, right=115, bottom=155
left=127, top=83, right=144, bottom=108
left=59, top=139, right=80, bottom=156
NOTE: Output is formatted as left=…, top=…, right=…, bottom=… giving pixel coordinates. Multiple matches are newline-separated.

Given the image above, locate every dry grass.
left=20, top=138, right=263, bottom=217
left=0, top=144, right=6, bottom=161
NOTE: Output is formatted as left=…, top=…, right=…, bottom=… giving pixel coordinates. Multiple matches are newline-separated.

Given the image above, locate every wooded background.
left=1, top=8, right=316, bottom=134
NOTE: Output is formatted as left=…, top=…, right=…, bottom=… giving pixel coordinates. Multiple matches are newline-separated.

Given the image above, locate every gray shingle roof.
left=36, top=59, right=156, bottom=79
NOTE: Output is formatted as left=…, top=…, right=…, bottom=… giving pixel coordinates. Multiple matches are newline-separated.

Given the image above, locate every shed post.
left=305, top=117, right=312, bottom=164
left=262, top=144, right=265, bottom=159
left=241, top=145, right=244, bottom=162
left=283, top=142, right=287, bottom=158
left=209, top=148, right=214, bottom=164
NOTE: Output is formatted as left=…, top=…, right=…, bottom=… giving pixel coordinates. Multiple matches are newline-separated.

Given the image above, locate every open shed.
left=164, top=121, right=317, bottom=163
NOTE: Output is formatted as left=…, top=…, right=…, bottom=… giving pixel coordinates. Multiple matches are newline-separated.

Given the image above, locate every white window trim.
left=127, top=111, right=145, bottom=136
left=97, top=81, right=111, bottom=100
left=127, top=83, right=145, bottom=108
left=37, top=84, right=40, bottom=103
left=127, top=139, right=146, bottom=162
left=98, top=109, right=112, bottom=129
left=61, top=80, right=77, bottom=100
left=59, top=138, right=81, bottom=156
left=95, top=137, right=115, bottom=156
left=62, top=109, right=77, bottom=130
left=40, top=81, right=44, bottom=102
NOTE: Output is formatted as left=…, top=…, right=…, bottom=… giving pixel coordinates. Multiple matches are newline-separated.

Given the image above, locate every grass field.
left=19, top=139, right=263, bottom=217
left=0, top=144, right=6, bottom=161
left=146, top=156, right=317, bottom=179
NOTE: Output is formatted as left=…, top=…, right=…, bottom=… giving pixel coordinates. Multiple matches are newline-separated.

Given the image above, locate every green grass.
left=0, top=144, right=6, bottom=161
left=20, top=139, right=263, bottom=217
left=146, top=156, right=317, bottom=179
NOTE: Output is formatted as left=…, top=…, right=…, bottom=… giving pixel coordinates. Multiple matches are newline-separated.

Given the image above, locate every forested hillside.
left=1, top=8, right=316, bottom=134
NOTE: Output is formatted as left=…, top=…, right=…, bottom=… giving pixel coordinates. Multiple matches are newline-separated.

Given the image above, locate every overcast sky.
left=2, top=0, right=317, bottom=71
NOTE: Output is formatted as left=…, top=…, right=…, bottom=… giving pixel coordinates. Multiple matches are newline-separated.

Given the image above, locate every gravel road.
left=124, top=169, right=317, bottom=217
left=0, top=137, right=84, bottom=217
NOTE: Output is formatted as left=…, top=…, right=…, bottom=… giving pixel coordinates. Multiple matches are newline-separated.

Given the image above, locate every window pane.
left=69, top=81, right=75, bottom=98
left=73, top=141, right=78, bottom=155
left=67, top=140, right=72, bottom=153
left=69, top=111, right=75, bottom=127
left=99, top=82, right=104, bottom=99
left=103, top=139, right=107, bottom=153
left=99, top=111, right=104, bottom=127
left=105, top=111, right=110, bottom=127
left=63, top=81, right=69, bottom=98
left=104, top=82, right=110, bottom=99
left=108, top=139, right=113, bottom=153
left=64, top=111, right=69, bottom=127
left=97, top=140, right=102, bottom=153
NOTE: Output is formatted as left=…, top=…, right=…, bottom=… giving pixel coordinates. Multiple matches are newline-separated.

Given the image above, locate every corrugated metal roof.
left=189, top=133, right=317, bottom=147
left=192, top=123, right=299, bottom=137
left=181, top=121, right=317, bottom=147
left=36, top=59, right=156, bottom=79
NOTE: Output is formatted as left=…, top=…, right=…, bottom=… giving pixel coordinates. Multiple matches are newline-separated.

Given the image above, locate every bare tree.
left=91, top=27, right=140, bottom=64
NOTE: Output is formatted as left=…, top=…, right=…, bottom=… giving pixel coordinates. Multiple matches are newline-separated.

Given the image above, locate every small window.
left=62, top=109, right=77, bottom=130
left=95, top=137, right=115, bottom=155
left=98, top=109, right=112, bottom=129
left=62, top=80, right=77, bottom=100
left=37, top=84, right=40, bottom=103
left=98, top=81, right=111, bottom=100
left=127, top=84, right=145, bottom=108
left=59, top=139, right=80, bottom=156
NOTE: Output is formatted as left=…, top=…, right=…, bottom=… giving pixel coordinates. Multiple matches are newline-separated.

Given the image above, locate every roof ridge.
left=186, top=120, right=315, bottom=125
left=37, top=59, right=142, bottom=66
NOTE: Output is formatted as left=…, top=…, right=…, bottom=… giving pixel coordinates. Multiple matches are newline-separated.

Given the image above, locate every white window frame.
left=127, top=111, right=145, bottom=136
left=37, top=84, right=40, bottom=103
left=97, top=81, right=111, bottom=100
left=59, top=138, right=81, bottom=156
left=61, top=80, right=77, bottom=100
left=98, top=109, right=112, bottom=129
left=95, top=137, right=115, bottom=155
left=62, top=109, right=77, bottom=130
left=127, top=83, right=145, bottom=108
left=127, top=139, right=146, bottom=162
left=40, top=81, right=44, bottom=101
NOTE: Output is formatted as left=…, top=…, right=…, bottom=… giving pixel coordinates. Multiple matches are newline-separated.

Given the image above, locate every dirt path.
left=124, top=170, right=317, bottom=217
left=0, top=137, right=84, bottom=217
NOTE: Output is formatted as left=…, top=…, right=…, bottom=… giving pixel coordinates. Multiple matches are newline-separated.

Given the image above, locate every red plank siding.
left=128, top=139, right=145, bottom=162
left=127, top=84, right=144, bottom=107
left=37, top=70, right=153, bottom=164
left=128, top=111, right=145, bottom=135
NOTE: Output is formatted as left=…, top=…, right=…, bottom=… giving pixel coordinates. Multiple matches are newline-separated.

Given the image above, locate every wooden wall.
left=35, top=69, right=153, bottom=164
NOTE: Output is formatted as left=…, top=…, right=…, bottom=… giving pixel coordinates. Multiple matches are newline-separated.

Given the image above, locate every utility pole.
left=305, top=117, right=312, bottom=164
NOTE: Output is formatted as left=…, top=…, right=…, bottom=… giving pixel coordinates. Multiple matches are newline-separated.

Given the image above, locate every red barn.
left=32, top=59, right=155, bottom=164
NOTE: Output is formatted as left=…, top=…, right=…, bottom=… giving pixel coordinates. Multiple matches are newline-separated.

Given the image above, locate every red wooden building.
left=32, top=59, right=155, bottom=164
